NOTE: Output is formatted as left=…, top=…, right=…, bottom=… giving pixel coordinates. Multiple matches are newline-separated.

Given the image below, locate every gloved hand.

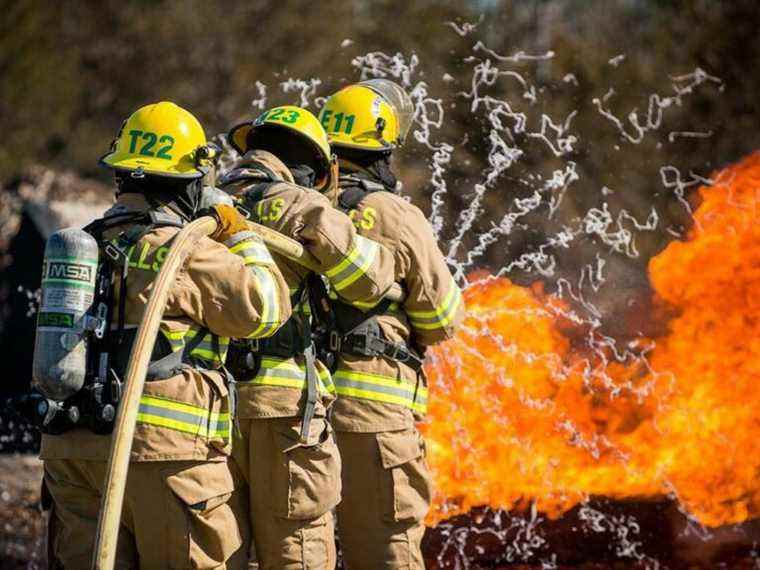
left=205, top=204, right=251, bottom=243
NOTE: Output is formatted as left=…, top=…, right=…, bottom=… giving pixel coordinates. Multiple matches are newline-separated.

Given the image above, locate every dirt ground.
left=0, top=455, right=45, bottom=570
left=0, top=453, right=758, bottom=569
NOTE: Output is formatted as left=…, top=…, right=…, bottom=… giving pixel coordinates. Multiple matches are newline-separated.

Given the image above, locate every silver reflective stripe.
left=334, top=375, right=426, bottom=403
left=246, top=266, right=281, bottom=339
left=326, top=235, right=379, bottom=292
left=137, top=395, right=231, bottom=440
left=224, top=231, right=259, bottom=247
left=138, top=401, right=205, bottom=429
left=407, top=278, right=463, bottom=331
left=333, top=370, right=428, bottom=413
left=227, top=232, right=275, bottom=265
left=161, top=328, right=229, bottom=363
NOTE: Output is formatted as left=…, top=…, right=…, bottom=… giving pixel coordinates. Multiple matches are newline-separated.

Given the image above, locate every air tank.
left=32, top=228, right=99, bottom=400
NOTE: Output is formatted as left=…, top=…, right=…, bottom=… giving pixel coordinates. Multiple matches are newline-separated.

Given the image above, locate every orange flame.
left=423, top=151, right=760, bottom=527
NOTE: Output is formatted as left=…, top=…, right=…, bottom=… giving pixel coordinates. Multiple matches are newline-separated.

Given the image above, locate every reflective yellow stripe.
left=163, top=329, right=186, bottom=352
left=347, top=298, right=402, bottom=311
left=406, top=278, right=462, bottom=331
left=296, top=300, right=312, bottom=316
left=229, top=238, right=274, bottom=266
left=326, top=235, right=379, bottom=292
left=137, top=395, right=230, bottom=441
left=318, top=366, right=334, bottom=394
left=159, top=327, right=229, bottom=364
left=188, top=329, right=229, bottom=363
left=333, top=369, right=428, bottom=413
left=229, top=236, right=283, bottom=340
left=320, top=370, right=336, bottom=394
left=246, top=266, right=282, bottom=339
left=241, top=357, right=334, bottom=393
left=350, top=297, right=381, bottom=310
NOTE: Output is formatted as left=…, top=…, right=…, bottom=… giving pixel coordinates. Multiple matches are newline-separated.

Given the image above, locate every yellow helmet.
left=101, top=101, right=213, bottom=179
left=228, top=105, right=333, bottom=190
left=319, top=79, right=414, bottom=152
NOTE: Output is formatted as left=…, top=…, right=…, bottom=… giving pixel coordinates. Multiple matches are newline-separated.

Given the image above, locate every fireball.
left=423, top=152, right=760, bottom=527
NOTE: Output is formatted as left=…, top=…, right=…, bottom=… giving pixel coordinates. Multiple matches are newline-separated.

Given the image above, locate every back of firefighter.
left=219, top=106, right=396, bottom=569
left=40, top=102, right=291, bottom=569
left=317, top=81, right=465, bottom=568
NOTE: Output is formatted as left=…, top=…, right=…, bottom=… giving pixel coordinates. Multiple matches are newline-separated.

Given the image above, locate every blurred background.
left=3, top=0, right=759, bottom=410
left=3, top=0, right=758, bottom=183
left=1, top=0, right=759, bottom=567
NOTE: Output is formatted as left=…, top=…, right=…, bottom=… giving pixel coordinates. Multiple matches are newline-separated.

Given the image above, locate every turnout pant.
left=335, top=428, right=432, bottom=570
left=233, top=417, right=342, bottom=570
left=44, top=458, right=250, bottom=569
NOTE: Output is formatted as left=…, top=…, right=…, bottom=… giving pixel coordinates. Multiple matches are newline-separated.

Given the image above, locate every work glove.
left=203, top=204, right=251, bottom=243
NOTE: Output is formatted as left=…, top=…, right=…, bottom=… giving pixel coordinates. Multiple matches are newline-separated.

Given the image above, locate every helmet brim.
left=328, top=136, right=394, bottom=153
left=228, top=122, right=252, bottom=156
left=236, top=122, right=331, bottom=189
left=99, top=152, right=204, bottom=179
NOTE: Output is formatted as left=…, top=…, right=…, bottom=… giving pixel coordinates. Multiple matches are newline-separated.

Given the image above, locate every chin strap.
left=323, top=156, right=341, bottom=205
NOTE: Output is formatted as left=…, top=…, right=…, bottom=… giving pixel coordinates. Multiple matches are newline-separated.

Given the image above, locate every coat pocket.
left=164, top=461, right=245, bottom=569
left=377, top=429, right=432, bottom=523
left=272, top=418, right=342, bottom=520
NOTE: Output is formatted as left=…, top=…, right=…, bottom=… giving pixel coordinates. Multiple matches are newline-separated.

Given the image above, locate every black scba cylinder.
left=32, top=228, right=99, bottom=401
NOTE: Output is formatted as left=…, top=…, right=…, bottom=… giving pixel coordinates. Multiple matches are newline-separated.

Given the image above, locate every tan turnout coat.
left=40, top=192, right=291, bottom=462
left=329, top=168, right=466, bottom=432
left=219, top=150, right=396, bottom=420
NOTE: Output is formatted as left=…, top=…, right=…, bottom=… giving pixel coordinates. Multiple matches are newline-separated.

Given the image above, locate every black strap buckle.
left=148, top=210, right=184, bottom=227
left=104, top=242, right=125, bottom=263
left=329, top=330, right=341, bottom=351
left=235, top=203, right=251, bottom=219
left=385, top=342, right=409, bottom=362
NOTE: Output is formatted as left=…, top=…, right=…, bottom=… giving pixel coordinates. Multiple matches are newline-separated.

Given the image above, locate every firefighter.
left=40, top=101, right=292, bottom=569
left=219, top=105, right=396, bottom=569
left=317, top=80, right=465, bottom=568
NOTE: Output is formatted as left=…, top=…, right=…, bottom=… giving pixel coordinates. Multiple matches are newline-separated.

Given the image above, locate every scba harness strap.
left=308, top=272, right=424, bottom=373
left=223, top=176, right=323, bottom=443
left=337, top=175, right=387, bottom=212
left=33, top=210, right=190, bottom=435
left=325, top=177, right=424, bottom=373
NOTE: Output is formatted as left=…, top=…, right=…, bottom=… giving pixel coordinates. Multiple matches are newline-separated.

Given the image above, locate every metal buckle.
left=394, top=345, right=411, bottom=362
left=104, top=243, right=122, bottom=262
left=329, top=331, right=341, bottom=351
left=235, top=204, right=251, bottom=219
left=93, top=303, right=108, bottom=339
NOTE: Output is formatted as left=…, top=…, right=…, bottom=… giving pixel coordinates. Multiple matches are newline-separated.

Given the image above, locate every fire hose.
left=92, top=216, right=403, bottom=569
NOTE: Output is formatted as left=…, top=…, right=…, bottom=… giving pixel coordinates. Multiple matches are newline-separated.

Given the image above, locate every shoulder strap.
left=337, top=177, right=387, bottom=213
left=218, top=164, right=279, bottom=187
left=84, top=210, right=183, bottom=241
left=337, top=186, right=367, bottom=212
left=88, top=209, right=186, bottom=361
left=146, top=210, right=185, bottom=228
left=83, top=211, right=145, bottom=240
left=241, top=181, right=279, bottom=206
